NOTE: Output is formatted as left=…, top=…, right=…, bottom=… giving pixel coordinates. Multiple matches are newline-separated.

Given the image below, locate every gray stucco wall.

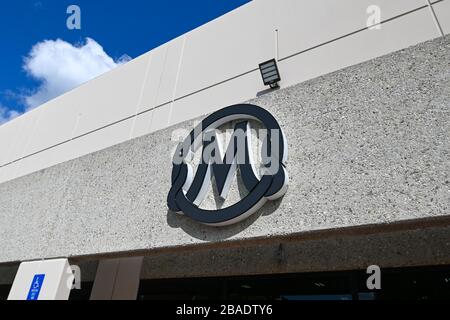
left=0, top=35, right=449, bottom=265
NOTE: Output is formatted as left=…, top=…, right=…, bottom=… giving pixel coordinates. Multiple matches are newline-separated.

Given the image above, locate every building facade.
left=0, top=0, right=449, bottom=300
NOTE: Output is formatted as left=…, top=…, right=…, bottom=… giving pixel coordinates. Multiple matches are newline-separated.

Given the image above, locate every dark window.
left=137, top=265, right=450, bottom=300
left=0, top=284, right=12, bottom=300
left=69, top=282, right=94, bottom=300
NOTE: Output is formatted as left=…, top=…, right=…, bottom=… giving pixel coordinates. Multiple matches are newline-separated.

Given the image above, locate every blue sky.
left=0, top=0, right=250, bottom=123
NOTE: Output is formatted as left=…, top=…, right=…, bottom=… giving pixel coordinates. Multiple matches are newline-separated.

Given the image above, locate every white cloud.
left=23, top=37, right=131, bottom=109
left=0, top=105, right=20, bottom=125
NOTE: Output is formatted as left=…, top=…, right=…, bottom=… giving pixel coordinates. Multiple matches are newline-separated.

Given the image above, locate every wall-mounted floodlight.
left=259, top=59, right=281, bottom=88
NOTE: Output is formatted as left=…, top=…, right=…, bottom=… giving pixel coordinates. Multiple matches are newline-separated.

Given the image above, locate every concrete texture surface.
left=0, top=35, right=449, bottom=265
left=139, top=221, right=450, bottom=279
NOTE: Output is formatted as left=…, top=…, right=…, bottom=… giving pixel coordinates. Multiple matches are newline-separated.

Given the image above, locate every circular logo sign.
left=167, top=104, right=288, bottom=226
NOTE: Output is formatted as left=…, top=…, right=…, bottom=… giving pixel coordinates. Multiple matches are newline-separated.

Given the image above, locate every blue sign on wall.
left=27, top=274, right=45, bottom=301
